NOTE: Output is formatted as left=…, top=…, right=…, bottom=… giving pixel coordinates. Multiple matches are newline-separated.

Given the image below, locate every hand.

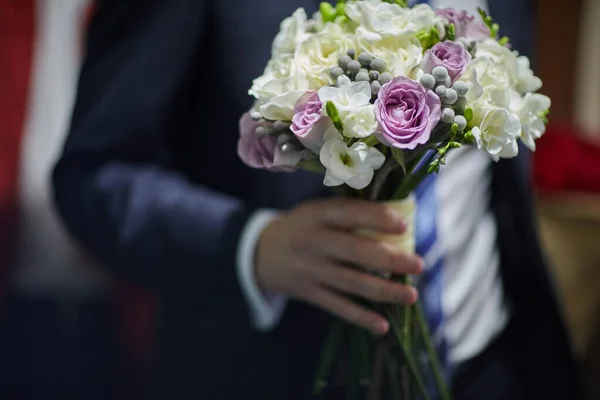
left=255, top=198, right=423, bottom=335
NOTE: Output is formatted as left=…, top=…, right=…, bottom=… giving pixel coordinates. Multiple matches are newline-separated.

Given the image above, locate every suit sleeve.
left=52, top=0, right=254, bottom=328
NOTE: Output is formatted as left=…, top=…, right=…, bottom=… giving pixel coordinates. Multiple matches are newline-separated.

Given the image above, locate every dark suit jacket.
left=52, top=0, right=581, bottom=399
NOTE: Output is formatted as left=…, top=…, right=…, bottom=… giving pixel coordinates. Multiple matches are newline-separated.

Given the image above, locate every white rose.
left=249, top=55, right=309, bottom=103
left=272, top=8, right=309, bottom=59
left=475, top=39, right=519, bottom=87
left=319, top=129, right=385, bottom=189
left=516, top=56, right=542, bottom=94
left=471, top=107, right=522, bottom=160
left=293, top=23, right=356, bottom=88
left=318, top=80, right=372, bottom=115
left=517, top=93, right=551, bottom=151
left=343, top=105, right=378, bottom=138
left=355, top=31, right=423, bottom=77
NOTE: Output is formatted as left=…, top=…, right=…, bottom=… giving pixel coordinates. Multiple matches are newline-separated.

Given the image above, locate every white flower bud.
left=441, top=108, right=455, bottom=123
left=419, top=74, right=436, bottom=90
left=432, top=66, right=448, bottom=82
left=454, top=115, right=467, bottom=131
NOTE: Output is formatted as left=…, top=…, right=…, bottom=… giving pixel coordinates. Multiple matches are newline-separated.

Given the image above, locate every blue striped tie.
left=415, top=171, right=451, bottom=395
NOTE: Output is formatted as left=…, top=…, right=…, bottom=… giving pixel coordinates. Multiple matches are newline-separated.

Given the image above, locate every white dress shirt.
left=236, top=0, right=509, bottom=365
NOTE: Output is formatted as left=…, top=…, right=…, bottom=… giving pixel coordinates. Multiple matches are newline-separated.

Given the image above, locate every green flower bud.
left=347, top=60, right=361, bottom=75
left=320, top=2, right=337, bottom=23
left=338, top=54, right=352, bottom=70
left=441, top=108, right=455, bottom=123
left=370, top=58, right=386, bottom=72
left=335, top=2, right=346, bottom=17
left=464, top=107, right=474, bottom=121
left=358, top=52, right=373, bottom=68
left=419, top=74, right=436, bottom=90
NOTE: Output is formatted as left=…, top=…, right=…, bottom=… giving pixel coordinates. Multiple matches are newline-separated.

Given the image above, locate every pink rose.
left=421, top=41, right=472, bottom=84
left=290, top=91, right=331, bottom=153
left=436, top=8, right=490, bottom=41
left=374, top=77, right=441, bottom=150
left=237, top=113, right=302, bottom=171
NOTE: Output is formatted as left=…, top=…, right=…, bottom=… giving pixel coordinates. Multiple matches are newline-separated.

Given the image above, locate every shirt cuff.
left=236, top=209, right=288, bottom=331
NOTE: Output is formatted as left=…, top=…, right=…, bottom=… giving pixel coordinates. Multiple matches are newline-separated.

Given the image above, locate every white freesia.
left=475, top=39, right=519, bottom=87
left=516, top=56, right=543, bottom=94
left=259, top=90, right=306, bottom=121
left=343, top=105, right=378, bottom=138
left=293, top=23, right=356, bottom=88
left=471, top=107, right=522, bottom=160
left=516, top=93, right=551, bottom=151
left=319, top=130, right=385, bottom=189
left=272, top=8, right=309, bottom=59
left=318, top=80, right=372, bottom=115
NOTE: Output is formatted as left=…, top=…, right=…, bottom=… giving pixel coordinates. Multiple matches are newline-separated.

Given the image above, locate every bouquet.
left=237, top=1, right=550, bottom=399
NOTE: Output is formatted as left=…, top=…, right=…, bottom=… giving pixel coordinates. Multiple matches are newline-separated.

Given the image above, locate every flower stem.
left=414, top=302, right=453, bottom=400
left=386, top=309, right=430, bottom=400
left=313, top=318, right=345, bottom=395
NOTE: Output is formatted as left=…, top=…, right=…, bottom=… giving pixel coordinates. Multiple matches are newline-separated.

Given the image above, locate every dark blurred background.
left=0, top=0, right=599, bottom=399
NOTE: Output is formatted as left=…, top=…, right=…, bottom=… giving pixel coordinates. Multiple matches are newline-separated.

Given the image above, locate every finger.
left=313, top=262, right=418, bottom=305
left=314, top=198, right=407, bottom=234
left=308, top=287, right=389, bottom=335
left=318, top=230, right=423, bottom=275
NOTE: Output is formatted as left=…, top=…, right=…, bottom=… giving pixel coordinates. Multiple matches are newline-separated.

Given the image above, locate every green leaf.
left=325, top=101, right=344, bottom=133
left=391, top=148, right=407, bottom=174
left=360, top=135, right=380, bottom=147
left=298, top=159, right=325, bottom=173
left=446, top=23, right=456, bottom=41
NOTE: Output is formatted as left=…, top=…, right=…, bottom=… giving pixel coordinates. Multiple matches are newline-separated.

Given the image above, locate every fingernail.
left=375, top=320, right=389, bottom=335
left=410, top=288, right=419, bottom=303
